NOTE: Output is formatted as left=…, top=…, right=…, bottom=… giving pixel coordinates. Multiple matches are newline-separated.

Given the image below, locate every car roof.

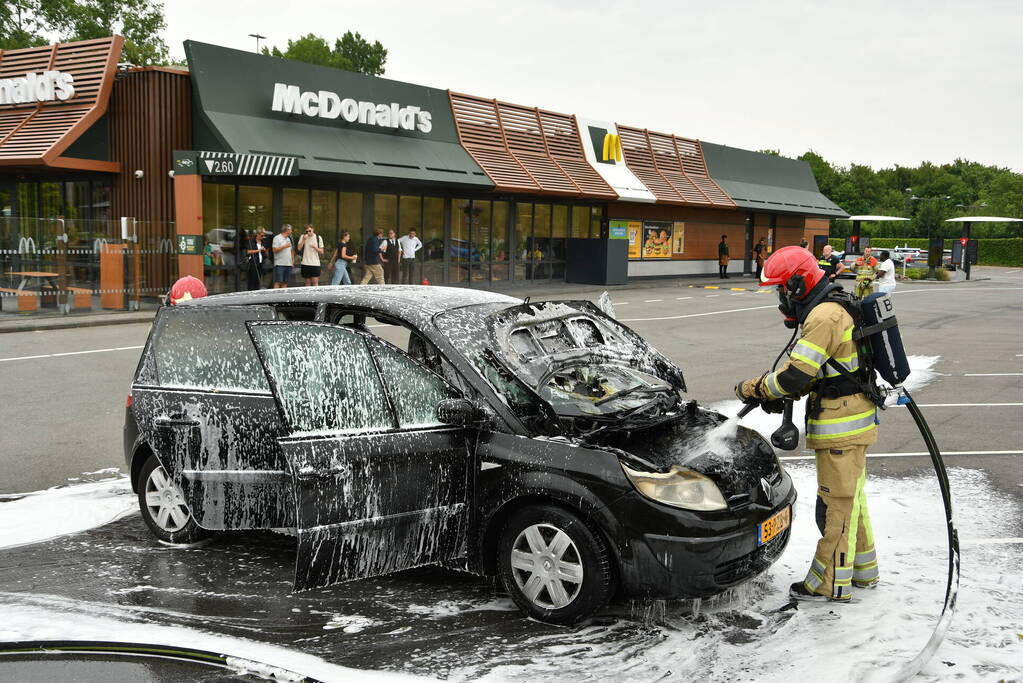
left=181, top=285, right=522, bottom=327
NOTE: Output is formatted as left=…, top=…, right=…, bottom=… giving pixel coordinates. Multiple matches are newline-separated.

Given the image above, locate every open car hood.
left=485, top=300, right=686, bottom=394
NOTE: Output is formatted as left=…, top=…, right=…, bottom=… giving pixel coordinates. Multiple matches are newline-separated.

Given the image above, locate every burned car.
left=125, top=286, right=794, bottom=624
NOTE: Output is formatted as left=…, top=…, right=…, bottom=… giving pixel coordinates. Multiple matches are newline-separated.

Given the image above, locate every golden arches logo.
left=602, top=133, right=623, bottom=162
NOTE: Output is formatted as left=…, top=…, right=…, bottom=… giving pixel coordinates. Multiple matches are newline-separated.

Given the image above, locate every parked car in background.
left=836, top=252, right=857, bottom=278
left=124, top=287, right=795, bottom=625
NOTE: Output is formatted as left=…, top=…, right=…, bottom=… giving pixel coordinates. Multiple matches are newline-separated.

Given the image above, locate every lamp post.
left=248, top=33, right=267, bottom=53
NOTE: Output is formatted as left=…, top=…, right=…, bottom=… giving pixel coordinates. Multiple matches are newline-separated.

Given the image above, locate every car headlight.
left=622, top=464, right=728, bottom=511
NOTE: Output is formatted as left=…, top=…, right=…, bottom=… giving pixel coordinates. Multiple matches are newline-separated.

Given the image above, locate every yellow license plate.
left=758, top=506, right=791, bottom=546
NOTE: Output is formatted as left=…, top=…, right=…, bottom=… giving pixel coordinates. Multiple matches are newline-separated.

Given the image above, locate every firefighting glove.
left=735, top=378, right=761, bottom=401
left=759, top=399, right=786, bottom=414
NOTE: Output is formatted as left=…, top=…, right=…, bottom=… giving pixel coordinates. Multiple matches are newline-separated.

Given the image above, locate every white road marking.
left=675, top=297, right=692, bottom=301
left=621, top=304, right=776, bottom=323
left=706, top=294, right=719, bottom=297
left=616, top=302, right=630, bottom=305
left=0, top=346, right=144, bottom=363
left=644, top=299, right=663, bottom=303
left=780, top=449, right=1023, bottom=461
left=963, top=373, right=1023, bottom=376
left=1005, top=269, right=1021, bottom=274
left=731, top=292, right=744, bottom=296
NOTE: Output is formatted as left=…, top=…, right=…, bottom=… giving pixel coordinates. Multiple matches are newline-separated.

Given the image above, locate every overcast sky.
left=163, top=0, right=1022, bottom=172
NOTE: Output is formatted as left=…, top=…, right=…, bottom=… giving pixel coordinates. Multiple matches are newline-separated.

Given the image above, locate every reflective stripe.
left=854, top=548, right=877, bottom=566
left=807, top=409, right=877, bottom=438
left=853, top=565, right=880, bottom=581
left=804, top=557, right=827, bottom=591
left=834, top=566, right=854, bottom=581
left=841, top=325, right=855, bottom=343
left=792, top=340, right=828, bottom=369
left=765, top=372, right=785, bottom=399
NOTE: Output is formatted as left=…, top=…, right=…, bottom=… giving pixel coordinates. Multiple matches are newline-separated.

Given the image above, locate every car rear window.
left=153, top=306, right=273, bottom=393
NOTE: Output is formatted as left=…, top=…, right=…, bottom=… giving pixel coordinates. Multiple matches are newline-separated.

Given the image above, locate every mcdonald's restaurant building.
left=0, top=35, right=846, bottom=301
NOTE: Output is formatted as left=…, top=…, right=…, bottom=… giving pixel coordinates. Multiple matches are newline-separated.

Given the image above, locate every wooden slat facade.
left=449, top=91, right=615, bottom=199
left=617, top=125, right=735, bottom=208
left=0, top=36, right=123, bottom=169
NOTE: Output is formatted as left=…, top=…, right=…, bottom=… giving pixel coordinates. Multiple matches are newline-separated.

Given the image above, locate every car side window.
left=365, top=336, right=456, bottom=429
left=249, top=323, right=392, bottom=436
left=154, top=307, right=272, bottom=392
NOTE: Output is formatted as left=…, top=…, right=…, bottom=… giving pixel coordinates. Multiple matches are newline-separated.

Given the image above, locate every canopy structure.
left=945, top=216, right=1023, bottom=222
left=840, top=215, right=910, bottom=221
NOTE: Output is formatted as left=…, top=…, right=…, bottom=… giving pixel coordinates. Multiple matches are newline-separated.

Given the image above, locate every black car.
left=124, top=286, right=795, bottom=624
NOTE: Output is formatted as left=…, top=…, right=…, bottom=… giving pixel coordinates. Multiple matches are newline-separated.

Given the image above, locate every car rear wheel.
left=137, top=454, right=208, bottom=544
left=498, top=505, right=615, bottom=625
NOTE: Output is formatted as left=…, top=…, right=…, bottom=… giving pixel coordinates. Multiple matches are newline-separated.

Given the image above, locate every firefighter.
left=166, top=275, right=207, bottom=306
left=736, top=246, right=879, bottom=602
left=853, top=246, right=878, bottom=299
left=818, top=244, right=845, bottom=282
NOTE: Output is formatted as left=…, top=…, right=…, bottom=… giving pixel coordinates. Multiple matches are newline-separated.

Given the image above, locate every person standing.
left=853, top=246, right=879, bottom=299
left=735, top=246, right=880, bottom=602
left=271, top=224, right=294, bottom=289
left=383, top=229, right=400, bottom=284
left=297, top=224, right=324, bottom=286
left=328, top=231, right=358, bottom=285
left=753, top=237, right=767, bottom=280
left=875, top=250, right=897, bottom=294
left=359, top=228, right=387, bottom=284
left=398, top=228, right=423, bottom=284
left=817, top=244, right=845, bottom=283
left=718, top=234, right=730, bottom=278
left=244, top=228, right=268, bottom=290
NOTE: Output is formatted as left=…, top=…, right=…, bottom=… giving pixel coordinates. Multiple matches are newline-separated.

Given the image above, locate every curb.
left=0, top=312, right=155, bottom=334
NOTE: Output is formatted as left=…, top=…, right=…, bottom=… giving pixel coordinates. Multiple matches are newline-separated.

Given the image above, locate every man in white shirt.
left=397, top=228, right=424, bottom=284
left=271, top=224, right=294, bottom=289
left=876, top=250, right=897, bottom=294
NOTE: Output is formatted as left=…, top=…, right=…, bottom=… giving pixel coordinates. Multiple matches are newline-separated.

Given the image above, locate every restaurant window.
left=16, top=183, right=39, bottom=218
left=492, top=200, right=509, bottom=282
left=514, top=202, right=533, bottom=282
left=591, top=206, right=603, bottom=239
left=340, top=191, right=362, bottom=252
left=550, top=204, right=568, bottom=279
left=282, top=188, right=309, bottom=231
left=374, top=194, right=397, bottom=235
left=471, top=200, right=491, bottom=284
left=533, top=203, right=552, bottom=279
left=451, top=198, right=470, bottom=284
left=40, top=182, right=62, bottom=218
left=203, top=183, right=239, bottom=293
left=422, top=197, right=444, bottom=285
left=311, top=190, right=337, bottom=244
left=399, top=195, right=421, bottom=234
left=91, top=181, right=111, bottom=224
left=571, top=206, right=589, bottom=239
left=64, top=181, right=89, bottom=220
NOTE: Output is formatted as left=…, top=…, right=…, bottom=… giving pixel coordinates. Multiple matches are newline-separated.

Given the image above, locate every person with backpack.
left=734, top=246, right=880, bottom=603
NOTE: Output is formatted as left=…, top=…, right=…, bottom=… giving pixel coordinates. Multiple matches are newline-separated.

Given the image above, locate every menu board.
left=642, top=221, right=672, bottom=259
left=626, top=221, right=643, bottom=259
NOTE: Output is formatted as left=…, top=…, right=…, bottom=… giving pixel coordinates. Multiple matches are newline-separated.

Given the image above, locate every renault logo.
left=602, top=133, right=623, bottom=162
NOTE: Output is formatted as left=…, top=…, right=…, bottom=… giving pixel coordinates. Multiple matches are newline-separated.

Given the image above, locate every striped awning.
left=197, top=150, right=298, bottom=176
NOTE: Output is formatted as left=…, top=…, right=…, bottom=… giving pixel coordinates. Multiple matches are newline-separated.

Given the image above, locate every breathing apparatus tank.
left=857, top=292, right=911, bottom=387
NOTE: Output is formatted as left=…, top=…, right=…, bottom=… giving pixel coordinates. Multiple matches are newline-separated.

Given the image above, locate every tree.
left=0, top=0, right=169, bottom=65
left=263, top=31, right=388, bottom=76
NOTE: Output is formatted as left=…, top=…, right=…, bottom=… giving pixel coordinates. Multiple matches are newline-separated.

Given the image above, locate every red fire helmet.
left=759, top=245, right=824, bottom=295
left=168, top=275, right=207, bottom=305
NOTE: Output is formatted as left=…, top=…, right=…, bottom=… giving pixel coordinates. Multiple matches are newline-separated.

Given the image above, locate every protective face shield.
left=776, top=271, right=809, bottom=328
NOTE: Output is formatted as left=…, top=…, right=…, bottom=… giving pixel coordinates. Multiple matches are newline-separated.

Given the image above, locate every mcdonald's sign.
left=602, top=133, right=623, bottom=162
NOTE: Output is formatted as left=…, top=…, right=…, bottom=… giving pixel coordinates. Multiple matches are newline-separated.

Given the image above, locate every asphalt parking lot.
left=0, top=267, right=1021, bottom=680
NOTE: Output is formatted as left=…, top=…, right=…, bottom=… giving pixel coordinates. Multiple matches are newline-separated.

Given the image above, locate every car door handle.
left=155, top=416, right=200, bottom=427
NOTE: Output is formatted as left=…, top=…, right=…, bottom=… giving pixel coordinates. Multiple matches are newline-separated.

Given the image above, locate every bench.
left=0, top=287, right=39, bottom=313
left=67, top=286, right=93, bottom=310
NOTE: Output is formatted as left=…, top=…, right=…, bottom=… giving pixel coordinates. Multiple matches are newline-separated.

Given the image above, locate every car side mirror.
left=437, top=398, right=481, bottom=426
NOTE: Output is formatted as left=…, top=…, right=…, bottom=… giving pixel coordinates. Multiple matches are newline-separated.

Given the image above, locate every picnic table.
left=7, top=271, right=60, bottom=290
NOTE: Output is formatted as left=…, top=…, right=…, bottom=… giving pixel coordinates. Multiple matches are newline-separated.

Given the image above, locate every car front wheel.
left=498, top=505, right=615, bottom=625
left=137, top=454, right=208, bottom=544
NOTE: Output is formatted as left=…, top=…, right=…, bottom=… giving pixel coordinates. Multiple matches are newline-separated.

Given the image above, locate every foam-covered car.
left=124, top=287, right=794, bottom=624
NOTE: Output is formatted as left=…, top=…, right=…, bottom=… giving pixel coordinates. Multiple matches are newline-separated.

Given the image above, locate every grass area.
left=904, top=267, right=951, bottom=281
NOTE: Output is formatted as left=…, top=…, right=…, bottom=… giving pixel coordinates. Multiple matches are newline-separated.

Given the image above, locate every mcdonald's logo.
left=602, top=133, right=623, bottom=162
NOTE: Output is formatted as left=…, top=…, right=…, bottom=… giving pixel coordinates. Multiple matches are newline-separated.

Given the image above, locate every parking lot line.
left=963, top=373, right=1023, bottom=376
left=675, top=297, right=691, bottom=301
left=780, top=449, right=1023, bottom=461
left=901, top=402, right=1023, bottom=408
left=0, top=346, right=144, bottom=363
left=621, top=304, right=775, bottom=322
left=644, top=299, right=663, bottom=303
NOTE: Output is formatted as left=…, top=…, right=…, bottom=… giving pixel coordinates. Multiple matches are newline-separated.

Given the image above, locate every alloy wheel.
left=510, top=523, right=584, bottom=609
left=144, top=465, right=191, bottom=532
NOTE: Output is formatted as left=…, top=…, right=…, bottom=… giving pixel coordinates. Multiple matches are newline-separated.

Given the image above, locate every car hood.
left=594, top=406, right=780, bottom=501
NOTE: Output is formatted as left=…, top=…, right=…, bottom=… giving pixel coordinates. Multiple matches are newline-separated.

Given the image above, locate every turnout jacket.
left=752, top=301, right=878, bottom=450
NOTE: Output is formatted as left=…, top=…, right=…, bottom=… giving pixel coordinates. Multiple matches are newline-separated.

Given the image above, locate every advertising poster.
left=609, top=219, right=629, bottom=240
left=671, top=221, right=685, bottom=257
left=627, top=221, right=642, bottom=259
left=642, top=221, right=672, bottom=259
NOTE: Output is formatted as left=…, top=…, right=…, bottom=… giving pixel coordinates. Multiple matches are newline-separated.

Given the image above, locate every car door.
left=246, top=320, right=473, bottom=591
left=141, top=304, right=295, bottom=530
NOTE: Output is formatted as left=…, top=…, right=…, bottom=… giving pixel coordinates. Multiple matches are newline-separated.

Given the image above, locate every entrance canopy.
left=945, top=216, right=1023, bottom=222
left=840, top=215, right=910, bottom=221
left=185, top=41, right=493, bottom=189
